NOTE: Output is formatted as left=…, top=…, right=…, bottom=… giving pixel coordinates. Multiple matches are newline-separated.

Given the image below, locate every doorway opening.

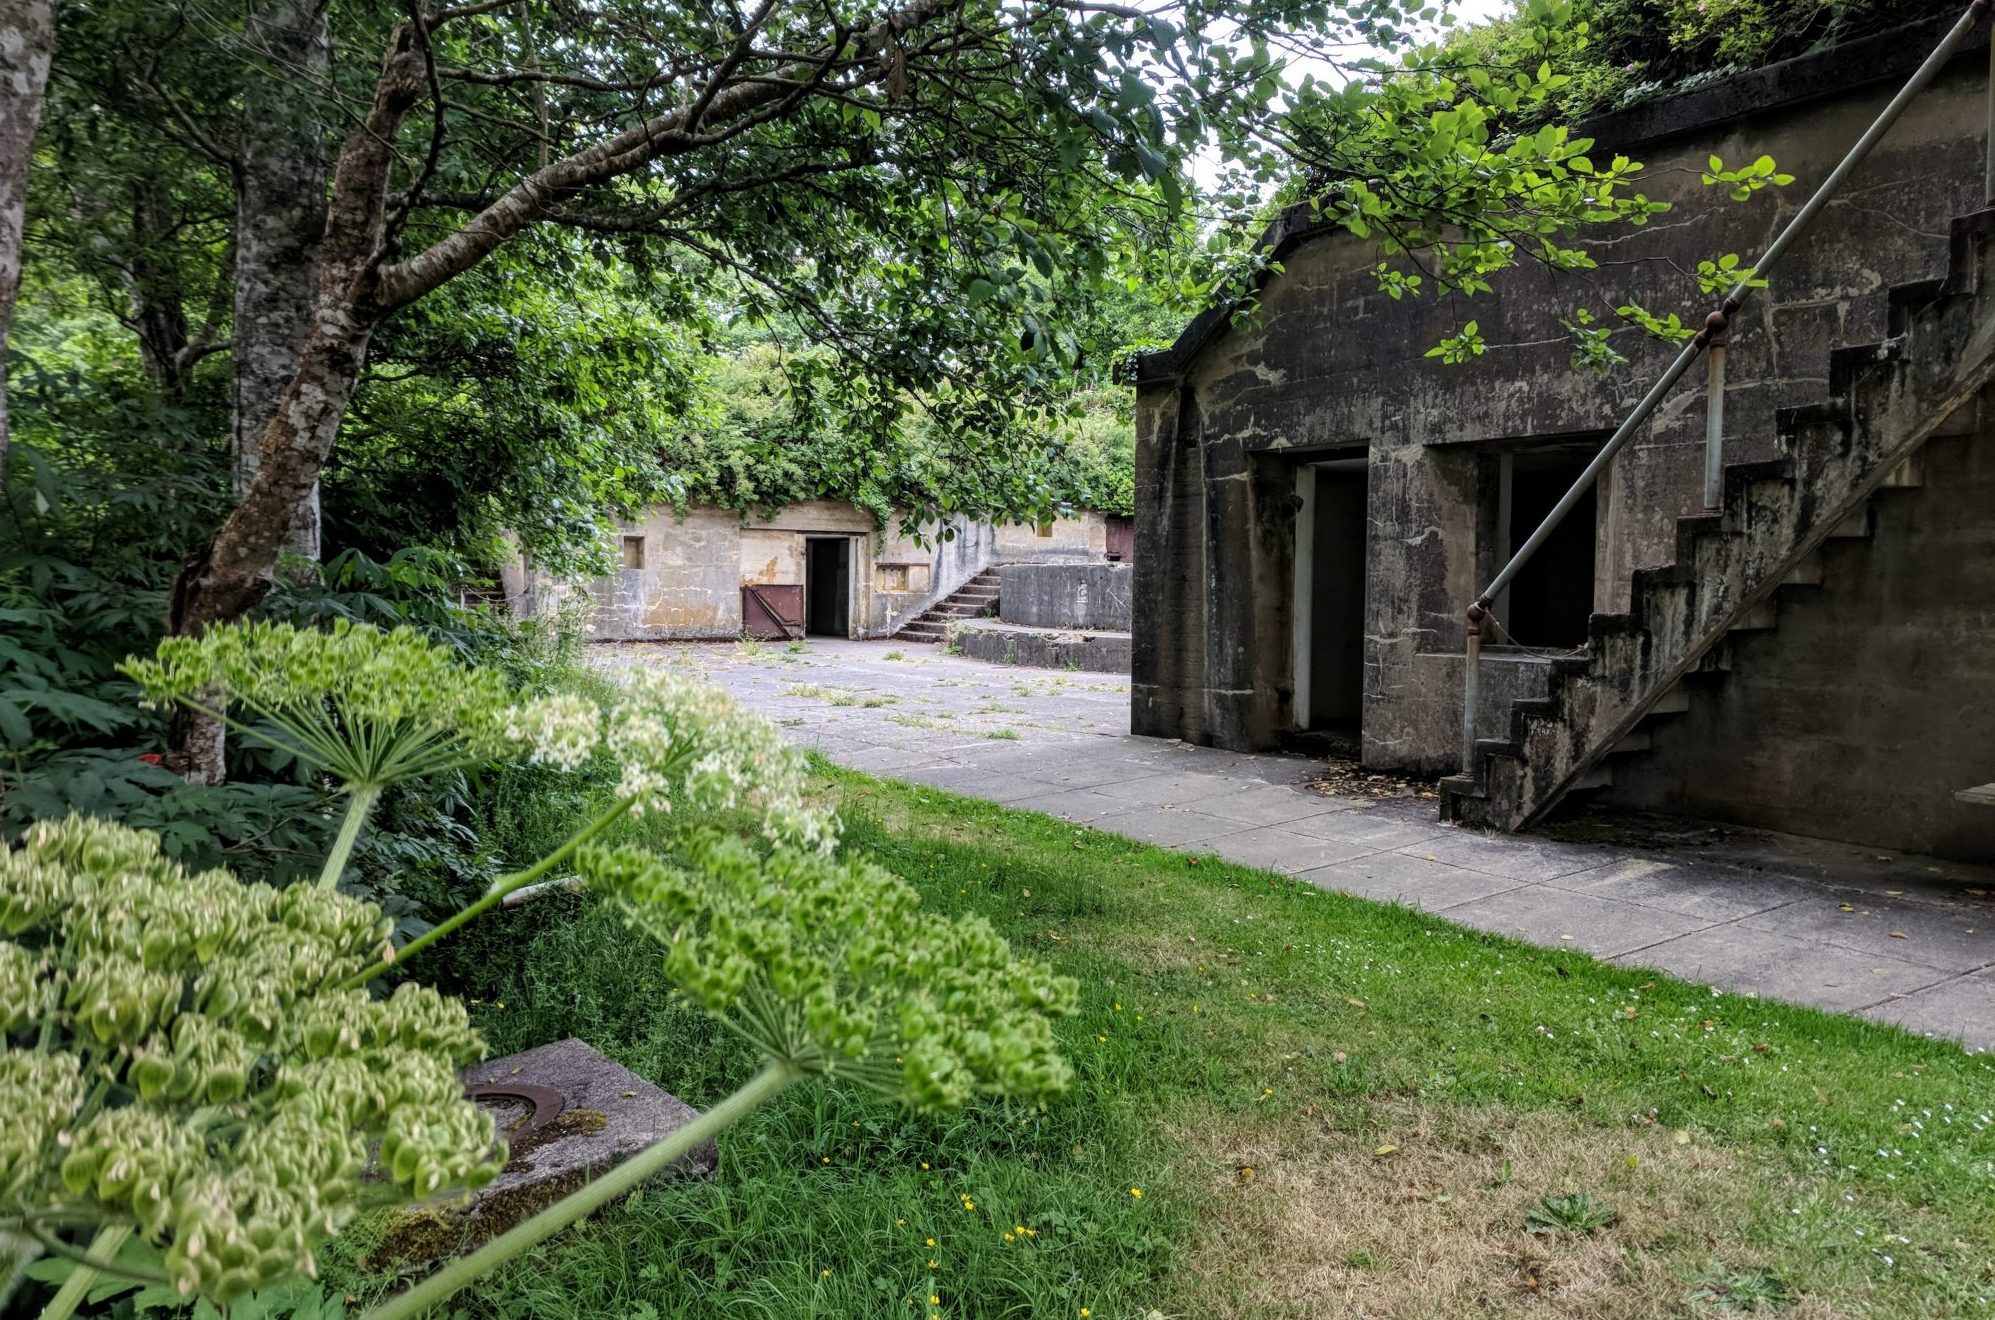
left=1493, top=445, right=1598, bottom=649
left=1292, top=456, right=1369, bottom=744
left=804, top=536, right=852, bottom=636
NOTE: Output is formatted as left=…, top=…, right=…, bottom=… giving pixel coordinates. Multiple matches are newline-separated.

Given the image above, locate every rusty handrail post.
left=1703, top=310, right=1729, bottom=508
left=1461, top=613, right=1483, bottom=773
left=1454, top=0, right=1993, bottom=789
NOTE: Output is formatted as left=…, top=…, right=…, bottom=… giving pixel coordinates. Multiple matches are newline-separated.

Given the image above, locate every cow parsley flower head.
left=123, top=621, right=522, bottom=791
left=0, top=816, right=504, bottom=1306
left=606, top=667, right=834, bottom=850
left=500, top=691, right=603, bottom=771
left=578, top=833, right=1076, bottom=1110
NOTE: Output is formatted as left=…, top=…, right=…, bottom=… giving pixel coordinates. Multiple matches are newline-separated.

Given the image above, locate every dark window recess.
left=621, top=535, right=645, bottom=569
left=1503, top=453, right=1595, bottom=649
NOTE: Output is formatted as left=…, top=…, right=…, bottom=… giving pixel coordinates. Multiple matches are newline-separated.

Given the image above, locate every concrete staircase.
left=894, top=568, right=1001, bottom=643
left=1442, top=207, right=1995, bottom=832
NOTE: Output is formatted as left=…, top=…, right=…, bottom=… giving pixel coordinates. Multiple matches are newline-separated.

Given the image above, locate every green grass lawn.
left=338, top=766, right=1995, bottom=1318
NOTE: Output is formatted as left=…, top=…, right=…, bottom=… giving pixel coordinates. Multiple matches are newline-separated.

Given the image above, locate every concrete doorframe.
left=804, top=534, right=858, bottom=637
left=1291, top=455, right=1370, bottom=732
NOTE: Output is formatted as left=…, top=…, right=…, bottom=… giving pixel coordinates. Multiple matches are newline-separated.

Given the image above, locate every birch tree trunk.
left=0, top=0, right=53, bottom=471
left=233, top=0, right=330, bottom=565
left=168, top=23, right=429, bottom=677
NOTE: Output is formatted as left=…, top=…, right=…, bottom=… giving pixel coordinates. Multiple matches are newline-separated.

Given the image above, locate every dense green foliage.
left=1448, top=0, right=1962, bottom=121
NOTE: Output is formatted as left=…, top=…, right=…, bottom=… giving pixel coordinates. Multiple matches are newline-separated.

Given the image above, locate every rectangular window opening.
left=621, top=535, right=646, bottom=570
left=1494, top=446, right=1597, bottom=650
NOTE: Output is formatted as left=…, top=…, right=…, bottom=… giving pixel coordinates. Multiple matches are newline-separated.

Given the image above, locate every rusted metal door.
left=742, top=584, right=804, bottom=639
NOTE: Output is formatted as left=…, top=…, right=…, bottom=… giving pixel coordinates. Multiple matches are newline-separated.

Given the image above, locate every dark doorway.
left=804, top=537, right=851, bottom=636
left=1501, top=449, right=1597, bottom=648
left=1293, top=459, right=1368, bottom=737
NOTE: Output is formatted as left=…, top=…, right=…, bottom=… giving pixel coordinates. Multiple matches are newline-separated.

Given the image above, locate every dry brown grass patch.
left=1168, top=1100, right=1840, bottom=1320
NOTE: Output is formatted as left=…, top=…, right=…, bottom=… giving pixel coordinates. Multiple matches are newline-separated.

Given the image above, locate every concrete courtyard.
left=609, top=638, right=1995, bottom=1052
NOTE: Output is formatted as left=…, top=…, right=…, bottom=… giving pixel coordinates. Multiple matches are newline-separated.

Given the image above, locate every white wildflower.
left=501, top=693, right=603, bottom=771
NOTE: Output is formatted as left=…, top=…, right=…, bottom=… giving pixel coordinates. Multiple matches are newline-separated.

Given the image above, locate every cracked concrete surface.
left=608, top=638, right=1995, bottom=1053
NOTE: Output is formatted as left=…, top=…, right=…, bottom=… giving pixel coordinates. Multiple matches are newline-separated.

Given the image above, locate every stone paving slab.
left=1299, top=851, right=1530, bottom=913
left=602, top=638, right=1995, bottom=1052
left=1616, top=925, right=1950, bottom=1016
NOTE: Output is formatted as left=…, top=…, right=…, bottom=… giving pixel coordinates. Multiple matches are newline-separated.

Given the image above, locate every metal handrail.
left=1460, top=0, right=1994, bottom=775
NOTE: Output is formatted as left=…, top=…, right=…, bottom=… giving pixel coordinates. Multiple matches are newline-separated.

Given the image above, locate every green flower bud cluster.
left=120, top=620, right=592, bottom=793
left=0, top=1050, right=83, bottom=1199
left=124, top=620, right=516, bottom=758
left=576, top=832, right=1077, bottom=1111
left=607, top=667, right=836, bottom=851
left=0, top=941, right=36, bottom=1032
left=0, top=815, right=504, bottom=1306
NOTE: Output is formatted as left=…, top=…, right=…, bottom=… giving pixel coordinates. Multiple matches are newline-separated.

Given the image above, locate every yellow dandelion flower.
left=1129, top=1187, right=1144, bottom=1199
left=930, top=1296, right=940, bottom=1306
left=928, top=1260, right=940, bottom=1269
left=926, top=1237, right=937, bottom=1247
left=1003, top=1233, right=1015, bottom=1243
left=1262, top=1087, right=1273, bottom=1096
left=1081, top=1310, right=1093, bottom=1318
left=820, top=1268, right=831, bottom=1277
left=1014, top=1225, right=1026, bottom=1234
left=821, top=1157, right=831, bottom=1164
left=921, top=1162, right=931, bottom=1170
left=897, top=1218, right=907, bottom=1226
left=1097, top=1035, right=1107, bottom=1043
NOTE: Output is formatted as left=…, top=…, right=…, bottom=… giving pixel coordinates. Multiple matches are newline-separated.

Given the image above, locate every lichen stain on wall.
left=641, top=591, right=730, bottom=631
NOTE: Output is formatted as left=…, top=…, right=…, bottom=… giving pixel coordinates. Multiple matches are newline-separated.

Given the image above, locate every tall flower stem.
left=361, top=1062, right=799, bottom=1320
left=340, top=795, right=632, bottom=989
left=36, top=1223, right=131, bottom=1320
left=317, top=786, right=380, bottom=890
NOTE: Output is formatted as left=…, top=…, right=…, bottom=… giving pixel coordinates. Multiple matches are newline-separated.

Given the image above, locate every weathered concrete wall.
left=596, top=506, right=743, bottom=638
left=1133, top=21, right=1989, bottom=774
left=995, top=511, right=1108, bottom=561
left=955, top=619, right=1130, bottom=673
left=999, top=563, right=1134, bottom=630
left=1605, top=427, right=1995, bottom=863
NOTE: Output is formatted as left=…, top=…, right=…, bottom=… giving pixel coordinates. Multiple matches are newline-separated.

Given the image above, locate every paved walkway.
left=610, top=639, right=1995, bottom=1052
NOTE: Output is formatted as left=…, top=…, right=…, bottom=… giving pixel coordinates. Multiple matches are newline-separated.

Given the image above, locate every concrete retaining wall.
left=998, top=563, right=1134, bottom=631
left=954, top=620, right=1131, bottom=673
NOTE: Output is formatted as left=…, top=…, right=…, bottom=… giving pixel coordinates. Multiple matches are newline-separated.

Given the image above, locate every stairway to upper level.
left=1442, top=207, right=1995, bottom=832
left=894, top=568, right=1001, bottom=643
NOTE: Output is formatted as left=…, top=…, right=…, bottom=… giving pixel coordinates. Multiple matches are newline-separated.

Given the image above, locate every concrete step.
left=1608, top=728, right=1652, bottom=756
left=1727, top=600, right=1779, bottom=633
left=1781, top=555, right=1824, bottom=587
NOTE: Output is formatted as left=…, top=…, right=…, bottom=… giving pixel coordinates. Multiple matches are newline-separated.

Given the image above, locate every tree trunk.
left=126, top=181, right=194, bottom=393
left=166, top=0, right=331, bottom=785
left=0, top=0, right=53, bottom=471
left=232, top=0, right=330, bottom=565
left=167, top=22, right=428, bottom=718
